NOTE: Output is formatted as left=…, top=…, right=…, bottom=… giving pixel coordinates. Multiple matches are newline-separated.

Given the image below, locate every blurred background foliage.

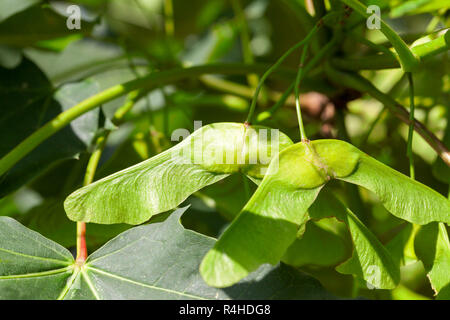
left=0, top=0, right=449, bottom=300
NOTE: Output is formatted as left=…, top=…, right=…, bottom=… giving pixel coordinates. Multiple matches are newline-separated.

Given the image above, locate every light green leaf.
left=341, top=152, right=450, bottom=225
left=0, top=207, right=334, bottom=300
left=201, top=139, right=445, bottom=288
left=414, top=222, right=450, bottom=299
left=0, top=215, right=74, bottom=299
left=64, top=123, right=293, bottom=225
left=0, top=0, right=40, bottom=23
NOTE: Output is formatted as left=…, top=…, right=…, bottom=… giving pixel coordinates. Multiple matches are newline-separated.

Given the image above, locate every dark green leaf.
left=0, top=0, right=40, bottom=23
left=0, top=207, right=334, bottom=300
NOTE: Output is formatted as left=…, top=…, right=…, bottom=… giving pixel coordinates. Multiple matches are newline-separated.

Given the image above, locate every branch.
left=0, top=63, right=295, bottom=177
left=325, top=65, right=450, bottom=167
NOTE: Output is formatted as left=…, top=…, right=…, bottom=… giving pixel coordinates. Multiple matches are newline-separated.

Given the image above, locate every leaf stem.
left=406, top=72, right=415, bottom=180
left=295, top=42, right=310, bottom=141
left=331, top=31, right=449, bottom=70
left=0, top=63, right=288, bottom=177
left=245, top=23, right=320, bottom=123
left=75, top=91, right=140, bottom=264
left=339, top=0, right=420, bottom=72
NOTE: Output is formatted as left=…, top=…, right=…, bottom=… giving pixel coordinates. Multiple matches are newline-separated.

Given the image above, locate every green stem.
left=231, top=0, right=259, bottom=89
left=256, top=31, right=340, bottom=122
left=164, top=0, right=175, bottom=37
left=406, top=72, right=415, bottom=180
left=256, top=83, right=294, bottom=122
left=245, top=23, right=320, bottom=123
left=340, top=0, right=420, bottom=72
left=295, top=43, right=310, bottom=141
left=0, top=63, right=291, bottom=177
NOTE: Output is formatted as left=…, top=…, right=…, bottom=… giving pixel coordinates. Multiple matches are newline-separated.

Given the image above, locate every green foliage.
left=0, top=207, right=333, bottom=299
left=64, top=122, right=293, bottom=224
left=1, top=0, right=449, bottom=301
left=0, top=58, right=100, bottom=197
left=415, top=223, right=450, bottom=299
left=200, top=139, right=448, bottom=288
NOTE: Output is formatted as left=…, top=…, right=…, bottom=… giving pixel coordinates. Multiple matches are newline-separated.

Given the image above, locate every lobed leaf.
left=64, top=123, right=293, bottom=225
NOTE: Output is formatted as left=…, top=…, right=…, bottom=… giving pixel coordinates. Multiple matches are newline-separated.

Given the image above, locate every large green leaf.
left=414, top=222, right=450, bottom=299
left=0, top=4, right=93, bottom=47
left=0, top=58, right=100, bottom=197
left=0, top=207, right=333, bottom=300
left=200, top=139, right=448, bottom=288
left=64, top=123, right=293, bottom=224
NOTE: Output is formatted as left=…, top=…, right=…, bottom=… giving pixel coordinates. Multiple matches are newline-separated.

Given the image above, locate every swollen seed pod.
left=64, top=122, right=293, bottom=225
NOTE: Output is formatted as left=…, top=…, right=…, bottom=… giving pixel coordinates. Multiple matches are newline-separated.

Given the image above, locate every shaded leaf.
left=25, top=39, right=125, bottom=85
left=281, top=217, right=352, bottom=268
left=0, top=0, right=40, bottom=23
left=308, top=191, right=400, bottom=289
left=201, top=139, right=444, bottom=288
left=0, top=45, right=22, bottom=68
left=0, top=59, right=100, bottom=197
left=414, top=222, right=450, bottom=299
